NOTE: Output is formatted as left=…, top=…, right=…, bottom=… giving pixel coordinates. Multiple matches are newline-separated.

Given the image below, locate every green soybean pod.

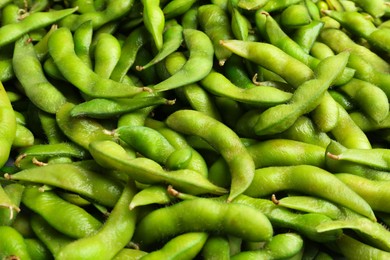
left=231, top=233, right=304, bottom=260
left=137, top=22, right=183, bottom=71
left=22, top=185, right=103, bottom=239
left=260, top=12, right=354, bottom=87
left=310, top=92, right=340, bottom=132
left=253, top=52, right=349, bottom=136
left=1, top=4, right=22, bottom=26
left=142, top=0, right=165, bottom=50
left=162, top=51, right=222, bottom=121
left=220, top=39, right=314, bottom=88
left=274, top=195, right=343, bottom=220
left=335, top=173, right=390, bottom=214
left=321, top=10, right=377, bottom=39
left=367, top=27, right=390, bottom=54
left=339, top=78, right=389, bottom=122
left=116, top=125, right=176, bottom=165
left=42, top=57, right=66, bottom=81
left=162, top=0, right=197, bottom=19
left=327, top=144, right=390, bottom=171
left=113, top=248, right=148, bottom=259
left=0, top=81, right=16, bottom=167
left=141, top=232, right=209, bottom=259
left=325, top=140, right=390, bottom=181
left=67, top=0, right=96, bottom=13
left=200, top=70, right=293, bottom=107
left=59, top=0, right=135, bottom=31
left=277, top=115, right=333, bottom=147
left=145, top=120, right=210, bottom=177
left=152, top=28, right=214, bottom=92
left=292, top=20, right=325, bottom=53
left=93, top=33, right=121, bottom=79
left=0, top=7, right=78, bottom=48
left=316, top=216, right=390, bottom=251
left=328, top=89, right=355, bottom=111
left=89, top=140, right=227, bottom=195
left=0, top=226, right=31, bottom=260
left=208, top=138, right=327, bottom=188
left=198, top=4, right=234, bottom=65
left=0, top=183, right=24, bottom=225
left=334, top=234, right=390, bottom=259
left=129, top=185, right=173, bottom=210
left=13, top=34, right=67, bottom=114
left=12, top=123, right=35, bottom=148
left=349, top=0, right=386, bottom=17
left=56, top=180, right=138, bottom=259
left=24, top=238, right=52, bottom=260
left=0, top=58, right=14, bottom=82
left=7, top=162, right=123, bottom=207
left=319, top=28, right=390, bottom=74
left=48, top=27, right=148, bottom=98
left=30, top=214, right=74, bottom=257
left=331, top=102, right=372, bottom=149
left=181, top=6, right=199, bottom=29
left=56, top=102, right=115, bottom=150
left=310, top=41, right=335, bottom=60
left=201, top=235, right=230, bottom=260
left=280, top=4, right=312, bottom=28
left=73, top=20, right=93, bottom=69
left=69, top=93, right=170, bottom=119
left=244, top=165, right=376, bottom=221
left=236, top=0, right=270, bottom=10
left=261, top=0, right=303, bottom=13
left=166, top=109, right=255, bottom=202
left=349, top=111, right=390, bottom=132
left=13, top=142, right=87, bottom=162
left=230, top=194, right=342, bottom=242
left=132, top=198, right=273, bottom=249
left=110, top=26, right=151, bottom=83
left=231, top=7, right=251, bottom=41
left=346, top=53, right=390, bottom=100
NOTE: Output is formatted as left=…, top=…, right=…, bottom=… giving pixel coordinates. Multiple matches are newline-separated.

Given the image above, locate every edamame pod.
left=231, top=233, right=304, bottom=260
left=30, top=214, right=74, bottom=257
left=142, top=0, right=165, bottom=50
left=336, top=173, right=390, bottom=214
left=48, top=27, right=149, bottom=98
left=116, top=125, right=176, bottom=165
left=231, top=194, right=342, bottom=242
left=332, top=234, right=390, bottom=259
left=89, top=140, right=227, bottom=195
left=0, top=7, right=78, bottom=47
left=70, top=93, right=170, bottom=119
left=141, top=232, right=208, bottom=260
left=245, top=165, right=376, bottom=221
left=317, top=217, right=390, bottom=251
left=6, top=162, right=123, bottom=207
left=253, top=52, right=349, bottom=135
left=152, top=29, right=214, bottom=92
left=59, top=0, right=135, bottom=31
left=198, top=4, right=233, bottom=65
left=0, top=183, right=23, bottom=225
left=200, top=70, right=293, bottom=107
left=22, top=185, right=103, bottom=238
left=0, top=81, right=16, bottom=167
left=0, top=226, right=31, bottom=260
left=137, top=22, right=183, bottom=71
left=56, top=180, right=138, bottom=259
left=132, top=198, right=273, bottom=249
left=166, top=109, right=255, bottom=202
left=56, top=102, right=115, bottom=150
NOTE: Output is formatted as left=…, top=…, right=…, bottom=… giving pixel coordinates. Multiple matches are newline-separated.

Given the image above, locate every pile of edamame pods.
left=0, top=0, right=390, bottom=258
